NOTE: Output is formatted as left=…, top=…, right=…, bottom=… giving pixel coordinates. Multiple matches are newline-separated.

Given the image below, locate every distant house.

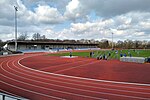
left=6, top=41, right=98, bottom=51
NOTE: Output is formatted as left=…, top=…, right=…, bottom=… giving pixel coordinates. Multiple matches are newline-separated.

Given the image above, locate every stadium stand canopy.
left=5, top=41, right=98, bottom=52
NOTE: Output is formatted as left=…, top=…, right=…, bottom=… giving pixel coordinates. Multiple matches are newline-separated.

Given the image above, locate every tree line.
left=98, top=39, right=150, bottom=49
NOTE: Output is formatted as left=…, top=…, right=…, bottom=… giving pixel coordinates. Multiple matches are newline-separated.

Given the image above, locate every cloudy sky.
left=0, top=0, right=150, bottom=41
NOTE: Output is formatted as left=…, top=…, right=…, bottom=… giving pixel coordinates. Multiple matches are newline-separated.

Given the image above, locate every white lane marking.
left=17, top=55, right=149, bottom=90
left=11, top=64, right=150, bottom=94
left=1, top=59, right=105, bottom=100
left=54, top=60, right=100, bottom=73
left=18, top=55, right=150, bottom=94
left=8, top=59, right=109, bottom=99
left=0, top=59, right=63, bottom=100
left=18, top=54, right=150, bottom=87
left=0, top=80, right=63, bottom=100
left=40, top=58, right=94, bottom=71
left=13, top=59, right=150, bottom=96
left=1, top=54, right=150, bottom=100
left=3, top=59, right=150, bottom=100
left=11, top=55, right=150, bottom=99
left=0, top=88, right=28, bottom=100
left=17, top=55, right=150, bottom=93
left=7, top=59, right=150, bottom=98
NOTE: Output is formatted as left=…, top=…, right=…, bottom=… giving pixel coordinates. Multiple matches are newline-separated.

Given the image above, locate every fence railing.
left=0, top=92, right=28, bottom=100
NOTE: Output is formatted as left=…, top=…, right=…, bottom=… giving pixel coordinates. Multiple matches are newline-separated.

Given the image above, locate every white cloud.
left=34, top=5, right=64, bottom=24
left=0, top=0, right=5, bottom=4
left=78, top=0, right=150, bottom=17
left=66, top=0, right=79, bottom=13
left=48, top=11, right=150, bottom=41
left=64, top=0, right=87, bottom=21
left=0, top=0, right=150, bottom=41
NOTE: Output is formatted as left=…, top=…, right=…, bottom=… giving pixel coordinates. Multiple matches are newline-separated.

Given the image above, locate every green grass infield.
left=47, top=49, right=150, bottom=60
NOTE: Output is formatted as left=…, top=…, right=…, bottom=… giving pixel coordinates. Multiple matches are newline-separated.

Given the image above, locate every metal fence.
left=0, top=92, right=28, bottom=100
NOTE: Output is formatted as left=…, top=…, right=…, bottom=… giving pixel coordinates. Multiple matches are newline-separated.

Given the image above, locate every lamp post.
left=14, top=6, right=18, bottom=51
left=112, top=32, right=114, bottom=50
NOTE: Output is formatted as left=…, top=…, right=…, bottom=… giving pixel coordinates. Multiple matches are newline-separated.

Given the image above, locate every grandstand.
left=5, top=41, right=98, bottom=53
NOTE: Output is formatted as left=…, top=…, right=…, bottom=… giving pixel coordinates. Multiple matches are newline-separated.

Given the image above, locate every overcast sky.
left=0, top=0, right=150, bottom=41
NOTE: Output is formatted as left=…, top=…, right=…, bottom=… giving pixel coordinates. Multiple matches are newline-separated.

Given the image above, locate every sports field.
left=48, top=49, right=150, bottom=59
left=0, top=50, right=150, bottom=100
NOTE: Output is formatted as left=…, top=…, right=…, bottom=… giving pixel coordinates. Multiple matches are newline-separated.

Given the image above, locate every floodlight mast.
left=14, top=6, right=18, bottom=51
left=112, top=32, right=114, bottom=49
left=109, top=29, right=114, bottom=50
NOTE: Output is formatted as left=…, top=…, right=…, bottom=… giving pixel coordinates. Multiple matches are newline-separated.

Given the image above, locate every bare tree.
left=116, top=40, right=124, bottom=48
left=18, top=33, right=29, bottom=41
left=98, top=39, right=109, bottom=48
left=41, top=35, right=46, bottom=40
left=32, top=33, right=41, bottom=40
left=147, top=41, right=150, bottom=49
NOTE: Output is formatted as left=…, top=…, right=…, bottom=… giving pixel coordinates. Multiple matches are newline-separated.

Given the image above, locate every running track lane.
left=0, top=54, right=150, bottom=100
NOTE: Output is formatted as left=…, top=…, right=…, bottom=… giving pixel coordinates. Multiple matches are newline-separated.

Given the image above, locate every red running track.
left=0, top=53, right=150, bottom=100
left=21, top=54, right=150, bottom=84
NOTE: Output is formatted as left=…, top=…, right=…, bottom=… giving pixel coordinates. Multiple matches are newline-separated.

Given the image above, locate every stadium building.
left=6, top=41, right=98, bottom=51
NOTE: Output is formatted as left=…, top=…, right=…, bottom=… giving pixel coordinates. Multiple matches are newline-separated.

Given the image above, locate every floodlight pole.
left=112, top=32, right=114, bottom=49
left=14, top=6, right=18, bottom=51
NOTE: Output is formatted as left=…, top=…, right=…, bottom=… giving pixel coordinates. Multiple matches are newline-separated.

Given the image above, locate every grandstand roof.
left=7, top=41, right=98, bottom=46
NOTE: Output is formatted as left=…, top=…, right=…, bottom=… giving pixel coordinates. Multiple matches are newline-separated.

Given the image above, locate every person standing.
left=70, top=51, right=72, bottom=57
left=90, top=52, right=92, bottom=57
